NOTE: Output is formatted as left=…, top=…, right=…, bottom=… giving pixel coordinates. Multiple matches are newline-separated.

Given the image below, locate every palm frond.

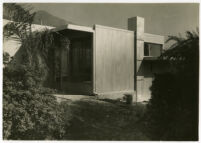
left=165, top=35, right=184, bottom=44
left=162, top=29, right=199, bottom=64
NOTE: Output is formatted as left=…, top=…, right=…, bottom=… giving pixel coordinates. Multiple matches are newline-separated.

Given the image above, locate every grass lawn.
left=62, top=98, right=150, bottom=140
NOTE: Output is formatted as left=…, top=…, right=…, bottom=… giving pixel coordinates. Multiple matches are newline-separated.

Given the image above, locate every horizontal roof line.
left=52, top=24, right=94, bottom=33
left=94, top=24, right=134, bottom=33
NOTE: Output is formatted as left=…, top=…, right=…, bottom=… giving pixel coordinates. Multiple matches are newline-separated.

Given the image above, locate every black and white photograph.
left=2, top=2, right=199, bottom=141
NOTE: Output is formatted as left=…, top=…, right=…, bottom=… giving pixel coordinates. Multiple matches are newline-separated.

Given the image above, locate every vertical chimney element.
left=128, top=16, right=145, bottom=40
left=128, top=16, right=145, bottom=102
left=128, top=16, right=145, bottom=61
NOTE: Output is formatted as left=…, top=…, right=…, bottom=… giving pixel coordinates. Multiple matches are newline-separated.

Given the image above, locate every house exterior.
left=3, top=16, right=168, bottom=102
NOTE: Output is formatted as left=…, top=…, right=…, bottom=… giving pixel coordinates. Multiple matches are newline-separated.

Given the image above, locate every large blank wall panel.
left=94, top=25, right=134, bottom=93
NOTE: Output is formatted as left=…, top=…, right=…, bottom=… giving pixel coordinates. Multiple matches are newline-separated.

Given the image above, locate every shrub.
left=144, top=30, right=199, bottom=141
left=145, top=73, right=198, bottom=141
left=3, top=3, right=71, bottom=140
left=3, top=65, right=70, bottom=140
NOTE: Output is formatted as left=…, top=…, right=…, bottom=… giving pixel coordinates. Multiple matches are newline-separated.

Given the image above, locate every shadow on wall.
left=137, top=60, right=171, bottom=77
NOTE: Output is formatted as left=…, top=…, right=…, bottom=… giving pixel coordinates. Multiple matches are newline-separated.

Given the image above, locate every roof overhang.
left=51, top=24, right=94, bottom=33
left=144, top=33, right=165, bottom=45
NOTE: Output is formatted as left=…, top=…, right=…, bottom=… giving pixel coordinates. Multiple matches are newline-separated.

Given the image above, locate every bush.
left=145, top=73, right=198, bottom=141
left=144, top=31, right=199, bottom=141
left=3, top=3, right=72, bottom=140
left=3, top=65, right=70, bottom=140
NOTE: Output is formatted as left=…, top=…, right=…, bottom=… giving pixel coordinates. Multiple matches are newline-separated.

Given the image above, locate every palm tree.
left=3, top=3, right=70, bottom=88
left=3, top=3, right=35, bottom=41
left=161, top=29, right=199, bottom=73
left=163, top=30, right=199, bottom=140
left=147, top=30, right=199, bottom=140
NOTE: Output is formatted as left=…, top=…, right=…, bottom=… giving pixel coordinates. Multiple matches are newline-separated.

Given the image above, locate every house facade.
left=51, top=16, right=168, bottom=102
left=3, top=16, right=168, bottom=102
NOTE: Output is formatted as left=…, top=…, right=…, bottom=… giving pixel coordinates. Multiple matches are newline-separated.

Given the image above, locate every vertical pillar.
left=60, top=47, right=63, bottom=92
left=128, top=16, right=145, bottom=102
left=60, top=37, right=70, bottom=93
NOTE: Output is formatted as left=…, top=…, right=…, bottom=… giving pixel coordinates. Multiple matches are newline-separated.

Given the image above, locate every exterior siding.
left=4, top=17, right=166, bottom=102
left=94, top=25, right=134, bottom=94
left=137, top=61, right=170, bottom=101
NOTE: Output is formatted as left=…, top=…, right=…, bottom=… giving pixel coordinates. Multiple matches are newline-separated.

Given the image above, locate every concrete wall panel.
left=94, top=25, right=134, bottom=94
left=144, top=33, right=165, bottom=45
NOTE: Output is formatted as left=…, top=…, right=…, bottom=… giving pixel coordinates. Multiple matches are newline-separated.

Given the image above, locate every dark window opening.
left=144, top=43, right=149, bottom=56
left=144, top=42, right=162, bottom=57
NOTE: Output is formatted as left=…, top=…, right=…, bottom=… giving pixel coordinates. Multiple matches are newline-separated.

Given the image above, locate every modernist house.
left=3, top=16, right=167, bottom=102
left=50, top=16, right=166, bottom=102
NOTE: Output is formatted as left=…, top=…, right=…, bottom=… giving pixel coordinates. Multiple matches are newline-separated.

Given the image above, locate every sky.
left=29, top=3, right=199, bottom=37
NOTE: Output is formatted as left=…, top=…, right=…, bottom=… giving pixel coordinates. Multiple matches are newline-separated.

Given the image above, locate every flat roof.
left=144, top=33, right=165, bottom=45
left=51, top=24, right=94, bottom=33
left=94, top=24, right=134, bottom=33
left=52, top=23, right=135, bottom=34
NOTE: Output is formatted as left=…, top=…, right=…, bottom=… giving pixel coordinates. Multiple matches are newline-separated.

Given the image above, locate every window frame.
left=144, top=42, right=163, bottom=57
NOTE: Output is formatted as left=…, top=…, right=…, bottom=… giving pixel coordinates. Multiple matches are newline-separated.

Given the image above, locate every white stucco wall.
left=137, top=61, right=170, bottom=102
left=128, top=16, right=167, bottom=102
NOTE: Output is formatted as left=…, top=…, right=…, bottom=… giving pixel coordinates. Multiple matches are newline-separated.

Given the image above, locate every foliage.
left=3, top=3, right=35, bottom=41
left=3, top=3, right=70, bottom=71
left=145, top=30, right=199, bottom=140
left=3, top=52, right=10, bottom=66
left=161, top=29, right=199, bottom=74
left=3, top=3, right=71, bottom=140
left=3, top=65, right=72, bottom=140
left=20, top=30, right=70, bottom=79
left=13, top=29, right=70, bottom=89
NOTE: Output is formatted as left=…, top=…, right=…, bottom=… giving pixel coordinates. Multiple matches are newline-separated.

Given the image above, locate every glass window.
left=144, top=43, right=162, bottom=57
